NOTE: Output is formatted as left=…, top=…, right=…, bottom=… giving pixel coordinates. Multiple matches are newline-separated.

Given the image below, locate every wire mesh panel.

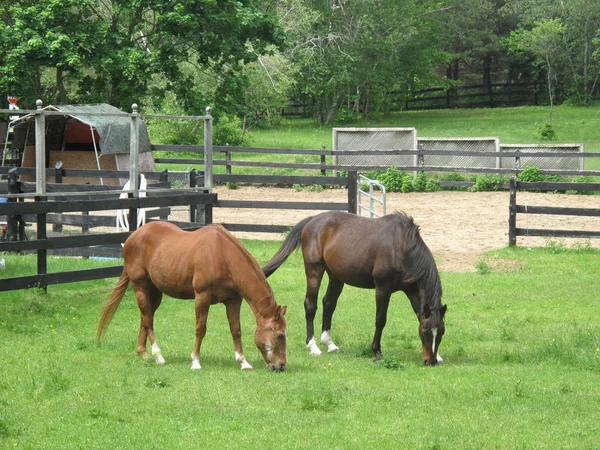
left=333, top=128, right=417, bottom=168
left=500, top=144, right=584, bottom=171
left=418, top=137, right=500, bottom=171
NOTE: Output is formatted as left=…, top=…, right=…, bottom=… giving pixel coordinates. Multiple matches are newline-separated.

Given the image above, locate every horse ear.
left=440, top=304, right=447, bottom=318
left=280, top=305, right=287, bottom=316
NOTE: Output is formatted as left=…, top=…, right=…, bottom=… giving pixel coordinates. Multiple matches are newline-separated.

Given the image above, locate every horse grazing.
left=97, top=222, right=287, bottom=372
left=262, top=211, right=446, bottom=365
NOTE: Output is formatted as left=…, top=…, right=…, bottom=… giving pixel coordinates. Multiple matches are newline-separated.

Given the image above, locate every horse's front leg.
left=371, top=288, right=392, bottom=361
left=321, top=277, right=344, bottom=353
left=406, top=288, right=444, bottom=365
left=225, top=297, right=252, bottom=370
left=134, top=283, right=165, bottom=364
left=304, top=265, right=325, bottom=356
left=191, top=292, right=210, bottom=370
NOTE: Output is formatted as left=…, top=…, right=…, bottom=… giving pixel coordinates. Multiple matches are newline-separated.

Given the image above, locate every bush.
left=213, top=114, right=245, bottom=146
left=567, top=176, right=594, bottom=195
left=438, top=172, right=469, bottom=191
left=470, top=175, right=508, bottom=192
left=412, top=171, right=428, bottom=192
left=536, top=122, right=557, bottom=141
left=377, top=168, right=410, bottom=193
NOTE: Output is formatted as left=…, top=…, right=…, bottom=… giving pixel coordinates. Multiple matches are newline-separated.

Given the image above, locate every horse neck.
left=233, top=269, right=278, bottom=322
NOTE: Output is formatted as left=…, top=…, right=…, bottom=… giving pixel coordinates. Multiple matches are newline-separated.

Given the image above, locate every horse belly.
left=327, top=264, right=376, bottom=289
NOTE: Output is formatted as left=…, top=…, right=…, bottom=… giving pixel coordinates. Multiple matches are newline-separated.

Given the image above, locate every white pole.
left=129, top=103, right=140, bottom=195
left=34, top=99, right=46, bottom=195
left=204, top=106, right=213, bottom=192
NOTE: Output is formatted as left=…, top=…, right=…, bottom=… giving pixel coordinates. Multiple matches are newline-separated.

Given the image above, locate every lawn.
left=1, top=243, right=599, bottom=449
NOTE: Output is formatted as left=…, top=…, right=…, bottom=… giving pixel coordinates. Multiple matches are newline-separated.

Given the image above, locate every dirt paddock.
left=205, top=186, right=600, bottom=273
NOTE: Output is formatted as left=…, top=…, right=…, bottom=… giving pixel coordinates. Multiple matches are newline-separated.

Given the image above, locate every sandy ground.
left=197, top=186, right=600, bottom=273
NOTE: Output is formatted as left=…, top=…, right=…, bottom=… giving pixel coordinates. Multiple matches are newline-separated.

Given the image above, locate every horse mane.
left=391, top=212, right=443, bottom=312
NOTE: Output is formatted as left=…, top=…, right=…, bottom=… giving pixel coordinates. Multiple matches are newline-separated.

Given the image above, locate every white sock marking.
left=235, top=352, right=253, bottom=370
left=307, top=337, right=322, bottom=356
left=152, top=342, right=166, bottom=365
left=321, top=331, right=339, bottom=353
left=190, top=353, right=201, bottom=370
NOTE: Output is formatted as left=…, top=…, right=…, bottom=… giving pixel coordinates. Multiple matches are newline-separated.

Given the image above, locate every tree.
left=0, top=0, right=283, bottom=111
left=505, top=19, right=566, bottom=121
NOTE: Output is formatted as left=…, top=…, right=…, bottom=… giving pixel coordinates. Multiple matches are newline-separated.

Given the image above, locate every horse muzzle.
left=423, top=358, right=438, bottom=366
left=267, top=363, right=286, bottom=372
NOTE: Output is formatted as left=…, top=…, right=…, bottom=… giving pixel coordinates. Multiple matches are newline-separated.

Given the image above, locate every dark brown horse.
left=97, top=222, right=287, bottom=371
left=262, top=211, right=446, bottom=365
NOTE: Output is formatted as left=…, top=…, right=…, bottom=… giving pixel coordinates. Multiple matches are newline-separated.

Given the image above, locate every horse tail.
left=262, top=216, right=313, bottom=278
left=96, top=270, right=130, bottom=346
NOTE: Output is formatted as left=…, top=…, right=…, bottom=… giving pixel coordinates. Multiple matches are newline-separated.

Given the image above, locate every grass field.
left=155, top=104, right=600, bottom=175
left=1, top=242, right=599, bottom=449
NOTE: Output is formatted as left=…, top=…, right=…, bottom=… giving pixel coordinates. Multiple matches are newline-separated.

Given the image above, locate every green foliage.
left=412, top=171, right=428, bottom=192
left=475, top=261, right=492, bottom=275
left=537, top=122, right=557, bottom=141
left=567, top=176, right=594, bottom=195
left=470, top=175, right=509, bottom=192
left=225, top=182, right=238, bottom=190
left=213, top=114, right=245, bottom=146
left=376, top=168, right=410, bottom=193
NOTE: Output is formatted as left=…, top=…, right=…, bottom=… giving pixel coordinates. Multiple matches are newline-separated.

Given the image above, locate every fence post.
left=347, top=171, right=358, bottom=214
left=320, top=145, right=326, bottom=176
left=36, top=194, right=48, bottom=292
left=6, top=168, right=19, bottom=241
left=204, top=107, right=213, bottom=192
left=189, top=169, right=197, bottom=222
left=53, top=161, right=64, bottom=232
left=508, top=177, right=517, bottom=247
left=225, top=144, right=231, bottom=175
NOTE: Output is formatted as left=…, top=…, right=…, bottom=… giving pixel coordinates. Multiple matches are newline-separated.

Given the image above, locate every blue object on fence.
left=0, top=197, right=6, bottom=203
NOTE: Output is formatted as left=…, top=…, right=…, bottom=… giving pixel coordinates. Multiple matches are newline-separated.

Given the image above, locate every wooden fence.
left=508, top=177, right=600, bottom=246
left=0, top=189, right=216, bottom=292
left=154, top=144, right=357, bottom=234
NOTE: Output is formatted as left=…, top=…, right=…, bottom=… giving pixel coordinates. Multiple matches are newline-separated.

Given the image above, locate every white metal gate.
left=357, top=174, right=386, bottom=218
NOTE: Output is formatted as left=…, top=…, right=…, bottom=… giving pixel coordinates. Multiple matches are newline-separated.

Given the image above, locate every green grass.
left=155, top=104, right=600, bottom=174
left=1, top=243, right=599, bottom=448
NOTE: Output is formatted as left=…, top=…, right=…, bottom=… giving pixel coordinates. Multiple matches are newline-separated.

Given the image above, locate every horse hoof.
left=241, top=364, right=253, bottom=371
left=190, top=362, right=202, bottom=370
left=327, top=347, right=340, bottom=353
left=373, top=353, right=383, bottom=362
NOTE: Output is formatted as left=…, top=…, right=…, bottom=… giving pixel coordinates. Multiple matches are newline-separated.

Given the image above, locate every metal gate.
left=357, top=174, right=386, bottom=218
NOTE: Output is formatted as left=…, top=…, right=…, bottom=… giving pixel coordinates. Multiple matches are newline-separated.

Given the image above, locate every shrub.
left=377, top=168, right=410, bottom=193
left=536, top=122, right=557, bottom=141
left=412, top=171, right=428, bottom=192
left=470, top=175, right=508, bottom=192
left=438, top=172, right=469, bottom=191
left=213, top=114, right=245, bottom=146
left=567, top=176, right=593, bottom=195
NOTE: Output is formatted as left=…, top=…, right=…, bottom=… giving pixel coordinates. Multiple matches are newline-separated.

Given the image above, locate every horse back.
left=123, top=222, right=264, bottom=301
left=301, top=212, right=397, bottom=288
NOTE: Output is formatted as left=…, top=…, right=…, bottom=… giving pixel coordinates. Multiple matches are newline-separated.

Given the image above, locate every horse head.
left=419, top=303, right=447, bottom=366
left=255, top=305, right=287, bottom=372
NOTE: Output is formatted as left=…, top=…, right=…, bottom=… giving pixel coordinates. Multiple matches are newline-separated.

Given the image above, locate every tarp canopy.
left=11, top=103, right=152, bottom=154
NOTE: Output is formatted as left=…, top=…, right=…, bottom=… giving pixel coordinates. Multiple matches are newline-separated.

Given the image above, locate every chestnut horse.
left=97, top=222, right=287, bottom=371
left=262, top=211, right=446, bottom=365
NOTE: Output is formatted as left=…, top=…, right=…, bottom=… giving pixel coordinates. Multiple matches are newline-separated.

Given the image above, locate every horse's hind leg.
left=225, top=297, right=253, bottom=370
left=321, top=277, right=344, bottom=353
left=304, top=264, right=325, bottom=356
left=135, top=283, right=165, bottom=364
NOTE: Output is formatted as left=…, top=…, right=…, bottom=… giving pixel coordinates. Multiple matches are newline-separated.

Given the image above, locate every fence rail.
left=508, top=178, right=600, bottom=246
